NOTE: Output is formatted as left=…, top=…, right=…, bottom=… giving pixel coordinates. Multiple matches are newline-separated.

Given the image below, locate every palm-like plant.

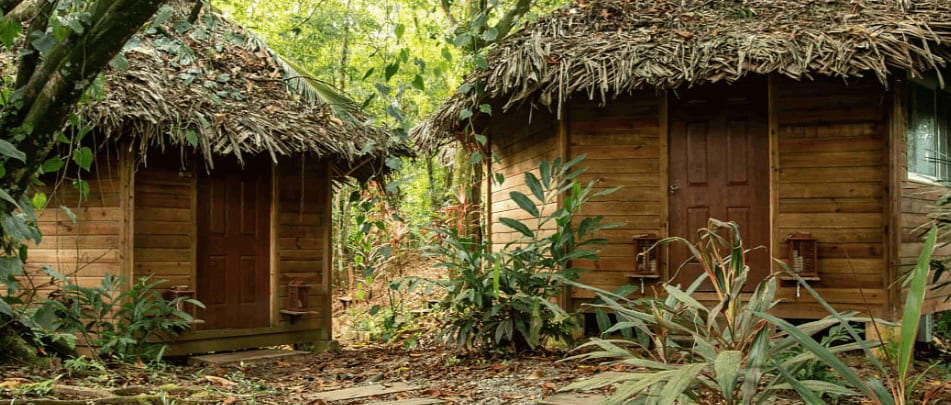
left=564, top=219, right=868, bottom=404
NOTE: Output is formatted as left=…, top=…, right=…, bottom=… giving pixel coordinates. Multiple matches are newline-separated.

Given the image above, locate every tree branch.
left=440, top=0, right=458, bottom=27
left=0, top=0, right=166, bottom=203
left=493, top=0, right=532, bottom=44
left=0, top=0, right=24, bottom=16
left=14, top=0, right=55, bottom=89
left=187, top=0, right=203, bottom=24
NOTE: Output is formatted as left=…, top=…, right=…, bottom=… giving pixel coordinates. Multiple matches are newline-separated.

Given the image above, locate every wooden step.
left=188, top=349, right=308, bottom=366
left=304, top=382, right=423, bottom=402
left=363, top=399, right=445, bottom=405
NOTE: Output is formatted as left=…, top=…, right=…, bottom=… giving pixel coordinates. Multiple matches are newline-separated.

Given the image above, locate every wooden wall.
left=30, top=147, right=128, bottom=294
left=488, top=108, right=559, bottom=253
left=133, top=157, right=195, bottom=288
left=274, top=158, right=329, bottom=339
left=772, top=77, right=889, bottom=318
left=566, top=94, right=664, bottom=299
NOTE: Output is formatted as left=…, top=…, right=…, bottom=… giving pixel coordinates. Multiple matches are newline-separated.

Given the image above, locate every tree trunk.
left=0, top=0, right=165, bottom=213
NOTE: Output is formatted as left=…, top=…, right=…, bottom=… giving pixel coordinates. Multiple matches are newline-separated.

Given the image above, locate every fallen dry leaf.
left=221, top=396, right=237, bottom=405
left=204, top=375, right=237, bottom=387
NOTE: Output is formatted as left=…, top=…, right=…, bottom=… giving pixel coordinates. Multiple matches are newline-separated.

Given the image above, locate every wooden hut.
left=414, top=0, right=951, bottom=321
left=26, top=2, right=401, bottom=354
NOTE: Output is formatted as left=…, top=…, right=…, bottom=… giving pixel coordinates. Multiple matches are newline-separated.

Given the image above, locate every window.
left=907, top=82, right=951, bottom=180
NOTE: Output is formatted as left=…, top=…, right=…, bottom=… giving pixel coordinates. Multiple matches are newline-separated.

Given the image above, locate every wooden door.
left=197, top=158, right=271, bottom=329
left=668, top=80, right=770, bottom=290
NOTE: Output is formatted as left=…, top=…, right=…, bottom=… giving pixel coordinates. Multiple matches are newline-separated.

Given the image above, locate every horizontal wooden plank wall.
left=773, top=77, right=889, bottom=318
left=567, top=94, right=663, bottom=299
left=275, top=157, right=327, bottom=339
left=133, top=162, right=195, bottom=289
left=489, top=108, right=559, bottom=253
left=29, top=151, right=124, bottom=294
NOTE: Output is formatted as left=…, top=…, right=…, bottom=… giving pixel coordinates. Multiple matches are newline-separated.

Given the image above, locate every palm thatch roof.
left=81, top=0, right=402, bottom=176
left=413, top=0, right=951, bottom=149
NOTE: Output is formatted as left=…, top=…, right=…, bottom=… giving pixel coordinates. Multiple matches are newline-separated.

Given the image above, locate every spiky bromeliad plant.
left=564, top=219, right=874, bottom=404
left=424, top=155, right=620, bottom=354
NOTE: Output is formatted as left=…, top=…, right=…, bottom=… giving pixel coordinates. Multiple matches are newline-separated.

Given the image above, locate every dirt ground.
left=3, top=254, right=951, bottom=404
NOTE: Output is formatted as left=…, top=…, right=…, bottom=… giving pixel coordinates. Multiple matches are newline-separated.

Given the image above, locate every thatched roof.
left=413, top=0, right=951, bottom=148
left=82, top=1, right=402, bottom=175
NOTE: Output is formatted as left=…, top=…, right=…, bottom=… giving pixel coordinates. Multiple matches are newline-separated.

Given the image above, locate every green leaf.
left=441, top=47, right=452, bottom=61
left=714, top=351, right=742, bottom=403
left=66, top=18, right=85, bottom=34
left=384, top=62, right=400, bottom=81
left=0, top=256, right=23, bottom=280
left=539, top=160, right=551, bottom=188
left=362, top=67, right=375, bottom=80
left=31, top=192, right=47, bottom=210
left=899, top=225, right=936, bottom=381
left=0, top=16, right=22, bottom=48
left=0, top=297, right=12, bottom=317
left=412, top=74, right=425, bottom=90
left=482, top=27, right=499, bottom=42
left=385, top=156, right=402, bottom=170
left=479, top=104, right=492, bottom=115
left=0, top=188, right=21, bottom=210
left=657, top=363, right=704, bottom=405
left=499, top=217, right=533, bottom=237
left=394, top=23, right=405, bottom=40
left=525, top=173, right=544, bottom=201
left=509, top=191, right=539, bottom=217
left=110, top=53, right=129, bottom=73
left=72, top=147, right=94, bottom=171
left=0, top=139, right=25, bottom=162
left=457, top=83, right=472, bottom=94
left=473, top=134, right=487, bottom=145
left=459, top=109, right=473, bottom=120
left=469, top=151, right=482, bottom=165
left=30, top=31, right=56, bottom=56
left=153, top=5, right=174, bottom=26
left=494, top=173, right=504, bottom=185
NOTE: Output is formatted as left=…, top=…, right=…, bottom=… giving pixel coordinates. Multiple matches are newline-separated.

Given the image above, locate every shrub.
left=50, top=273, right=203, bottom=362
left=565, top=219, right=868, bottom=404
left=424, top=155, right=620, bottom=354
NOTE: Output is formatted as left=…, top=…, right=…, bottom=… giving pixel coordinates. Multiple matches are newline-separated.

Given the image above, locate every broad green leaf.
left=72, top=147, right=94, bottom=171
left=0, top=139, right=25, bottom=162
left=384, top=62, right=400, bottom=81
left=459, top=108, right=473, bottom=120
left=0, top=16, right=22, bottom=48
left=509, top=191, right=538, bottom=217
left=0, top=297, right=12, bottom=316
left=714, top=350, right=742, bottom=403
left=30, top=31, right=56, bottom=55
left=759, top=312, right=877, bottom=400
left=110, top=53, right=129, bottom=73
left=394, top=23, right=405, bottom=40
left=482, top=27, right=499, bottom=42
left=441, top=47, right=452, bottom=61
left=31, top=192, right=47, bottom=210
left=469, top=151, right=483, bottom=165
left=899, top=225, right=936, bottom=381
left=411, top=74, right=425, bottom=90
left=499, top=217, right=533, bottom=237
left=153, top=5, right=174, bottom=26
left=0, top=188, right=21, bottom=210
left=525, top=173, right=544, bottom=201
left=457, top=83, right=472, bottom=94
left=657, top=363, right=704, bottom=405
left=473, top=134, right=487, bottom=145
